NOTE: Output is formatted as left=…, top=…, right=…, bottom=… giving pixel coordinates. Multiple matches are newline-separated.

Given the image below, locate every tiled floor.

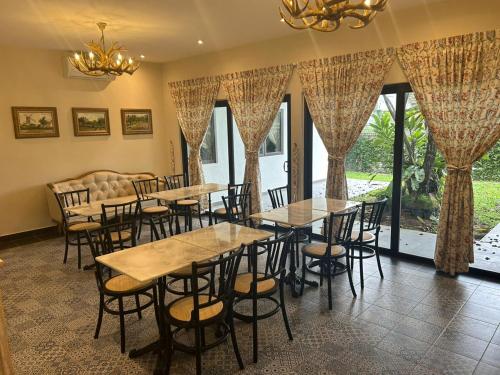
left=1, top=225, right=500, bottom=374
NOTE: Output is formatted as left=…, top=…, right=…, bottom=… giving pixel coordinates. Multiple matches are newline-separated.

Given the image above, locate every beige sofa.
left=46, top=170, right=156, bottom=224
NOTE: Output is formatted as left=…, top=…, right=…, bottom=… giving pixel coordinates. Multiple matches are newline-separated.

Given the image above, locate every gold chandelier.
left=279, top=0, right=388, bottom=32
left=69, top=22, right=140, bottom=77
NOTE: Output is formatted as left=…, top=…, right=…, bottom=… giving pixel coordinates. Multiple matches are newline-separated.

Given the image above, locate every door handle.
left=283, top=161, right=288, bottom=173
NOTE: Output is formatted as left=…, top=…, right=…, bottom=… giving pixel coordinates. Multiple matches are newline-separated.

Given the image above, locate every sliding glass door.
left=182, top=96, right=291, bottom=211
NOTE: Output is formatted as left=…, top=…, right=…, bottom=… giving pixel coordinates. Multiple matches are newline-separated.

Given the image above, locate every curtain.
left=221, top=65, right=293, bottom=213
left=168, top=77, right=220, bottom=186
left=298, top=48, right=395, bottom=200
left=398, top=30, right=500, bottom=275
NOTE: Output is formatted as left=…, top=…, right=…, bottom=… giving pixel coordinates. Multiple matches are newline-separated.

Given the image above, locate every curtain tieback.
left=447, top=164, right=472, bottom=173
left=328, top=154, right=344, bottom=162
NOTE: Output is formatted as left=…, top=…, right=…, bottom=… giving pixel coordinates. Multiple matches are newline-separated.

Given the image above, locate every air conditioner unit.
left=63, top=56, right=115, bottom=81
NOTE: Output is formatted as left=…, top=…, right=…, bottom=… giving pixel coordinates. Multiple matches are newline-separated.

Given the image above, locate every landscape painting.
left=72, top=108, right=110, bottom=136
left=12, top=107, right=59, bottom=138
left=121, top=109, right=153, bottom=135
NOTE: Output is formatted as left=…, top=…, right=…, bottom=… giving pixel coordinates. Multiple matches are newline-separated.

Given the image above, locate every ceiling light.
left=68, top=22, right=140, bottom=77
left=279, top=0, right=388, bottom=32
left=140, top=54, right=145, bottom=59
left=197, top=39, right=204, bottom=45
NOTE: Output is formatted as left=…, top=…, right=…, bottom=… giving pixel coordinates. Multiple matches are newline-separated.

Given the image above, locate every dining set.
left=53, top=175, right=387, bottom=374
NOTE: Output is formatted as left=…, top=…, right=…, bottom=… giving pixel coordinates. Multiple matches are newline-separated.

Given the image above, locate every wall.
left=0, top=46, right=168, bottom=235
left=162, top=0, right=500, bottom=200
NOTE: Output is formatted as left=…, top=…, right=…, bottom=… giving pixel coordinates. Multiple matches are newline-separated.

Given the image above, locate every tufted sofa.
left=46, top=170, right=157, bottom=224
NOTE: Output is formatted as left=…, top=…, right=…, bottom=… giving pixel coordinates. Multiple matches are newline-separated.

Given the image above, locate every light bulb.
left=117, top=53, right=122, bottom=61
left=140, top=54, right=145, bottom=59
left=280, top=18, right=285, bottom=23
left=116, top=59, right=120, bottom=65
left=128, top=57, right=133, bottom=64
left=197, top=39, right=204, bottom=45
left=74, top=53, right=80, bottom=60
left=88, top=51, right=94, bottom=59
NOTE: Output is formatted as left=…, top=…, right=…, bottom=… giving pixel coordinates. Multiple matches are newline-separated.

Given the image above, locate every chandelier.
left=279, top=0, right=388, bottom=32
left=69, top=22, right=140, bottom=77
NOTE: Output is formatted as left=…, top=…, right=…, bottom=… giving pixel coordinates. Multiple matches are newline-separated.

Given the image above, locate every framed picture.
left=121, top=109, right=153, bottom=135
left=12, top=107, right=59, bottom=139
left=72, top=108, right=110, bottom=136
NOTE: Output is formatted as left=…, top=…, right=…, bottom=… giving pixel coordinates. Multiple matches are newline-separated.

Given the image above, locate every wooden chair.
left=349, top=198, right=387, bottom=289
left=213, top=182, right=251, bottom=224
left=84, top=224, right=159, bottom=353
left=54, top=188, right=101, bottom=269
left=164, top=173, right=203, bottom=232
left=132, top=177, right=172, bottom=241
left=221, top=192, right=252, bottom=227
left=164, top=246, right=245, bottom=375
left=233, top=230, right=295, bottom=363
left=100, top=200, right=140, bottom=249
left=300, top=208, right=358, bottom=310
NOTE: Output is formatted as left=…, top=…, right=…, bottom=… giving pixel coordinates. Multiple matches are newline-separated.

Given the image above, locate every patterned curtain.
left=298, top=48, right=395, bottom=200
left=168, top=77, right=220, bottom=186
left=222, top=65, right=294, bottom=213
left=398, top=30, right=500, bottom=275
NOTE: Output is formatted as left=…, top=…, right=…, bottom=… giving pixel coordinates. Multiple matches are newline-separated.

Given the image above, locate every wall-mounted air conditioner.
left=62, top=56, right=115, bottom=81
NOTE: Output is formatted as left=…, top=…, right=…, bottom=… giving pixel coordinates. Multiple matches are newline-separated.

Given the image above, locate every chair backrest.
left=268, top=185, right=289, bottom=209
left=359, top=198, right=387, bottom=233
left=164, top=173, right=188, bottom=190
left=189, top=245, right=245, bottom=323
left=54, top=188, right=90, bottom=225
left=250, top=230, right=294, bottom=284
left=84, top=224, right=125, bottom=292
left=100, top=200, right=139, bottom=246
left=222, top=192, right=252, bottom=225
left=325, top=208, right=358, bottom=254
left=132, top=177, right=161, bottom=201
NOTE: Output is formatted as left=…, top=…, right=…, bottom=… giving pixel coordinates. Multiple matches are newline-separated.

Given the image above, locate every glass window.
left=200, top=116, right=217, bottom=164
left=260, top=109, right=283, bottom=156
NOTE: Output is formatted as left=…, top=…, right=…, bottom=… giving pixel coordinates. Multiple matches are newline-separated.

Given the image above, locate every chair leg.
left=152, top=287, right=160, bottom=328
left=118, top=297, right=126, bottom=353
left=228, top=309, right=244, bottom=370
left=63, top=232, right=69, bottom=264
left=375, top=238, right=384, bottom=279
left=327, top=259, right=333, bottom=310
left=194, top=326, right=202, bottom=375
left=94, top=294, right=104, bottom=339
left=252, top=296, right=258, bottom=363
left=159, top=217, right=167, bottom=239
left=77, top=233, right=82, bottom=270
left=359, top=246, right=364, bottom=290
left=137, top=217, right=143, bottom=240
left=300, top=253, right=306, bottom=296
left=135, top=294, right=142, bottom=320
left=279, top=282, right=293, bottom=341
left=346, top=253, right=357, bottom=298
left=197, top=203, right=203, bottom=228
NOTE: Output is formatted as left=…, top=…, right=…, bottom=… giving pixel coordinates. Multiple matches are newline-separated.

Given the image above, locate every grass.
left=346, top=171, right=393, bottom=182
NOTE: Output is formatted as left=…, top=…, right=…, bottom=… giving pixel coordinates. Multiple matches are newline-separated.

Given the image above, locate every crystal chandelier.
left=279, top=0, right=388, bottom=32
left=69, top=22, right=140, bottom=77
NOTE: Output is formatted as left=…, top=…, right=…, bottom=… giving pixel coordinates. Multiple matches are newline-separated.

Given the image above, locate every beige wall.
left=0, top=46, right=169, bottom=235
left=162, top=0, right=500, bottom=200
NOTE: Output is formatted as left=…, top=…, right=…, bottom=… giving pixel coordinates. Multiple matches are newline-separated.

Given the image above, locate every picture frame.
left=72, top=108, right=110, bottom=136
left=12, top=107, right=59, bottom=139
left=121, top=109, right=153, bottom=135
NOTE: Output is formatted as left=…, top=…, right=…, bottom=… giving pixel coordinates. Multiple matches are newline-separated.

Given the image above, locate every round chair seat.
left=143, top=206, right=169, bottom=214
left=234, top=273, right=277, bottom=295
left=68, top=221, right=101, bottom=232
left=177, top=199, right=199, bottom=206
left=109, top=230, right=132, bottom=243
left=168, top=295, right=223, bottom=322
left=351, top=231, right=376, bottom=243
left=105, top=274, right=152, bottom=293
left=302, top=243, right=346, bottom=257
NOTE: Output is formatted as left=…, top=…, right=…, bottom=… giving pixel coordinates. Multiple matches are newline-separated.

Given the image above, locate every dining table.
left=249, top=197, right=359, bottom=297
left=95, top=222, right=273, bottom=371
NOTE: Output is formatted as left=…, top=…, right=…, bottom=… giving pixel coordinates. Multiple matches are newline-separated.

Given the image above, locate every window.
left=259, top=109, right=283, bottom=156
left=200, top=115, right=217, bottom=164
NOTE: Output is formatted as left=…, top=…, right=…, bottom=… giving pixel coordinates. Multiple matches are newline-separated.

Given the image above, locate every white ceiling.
left=0, top=0, right=468, bottom=62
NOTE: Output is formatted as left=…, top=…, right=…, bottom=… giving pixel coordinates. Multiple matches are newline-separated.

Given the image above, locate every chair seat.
left=177, top=199, right=199, bottom=206
left=234, top=273, right=277, bottom=295
left=302, top=243, right=346, bottom=257
left=110, top=230, right=132, bottom=242
left=213, top=207, right=238, bottom=216
left=169, top=265, right=212, bottom=277
left=168, top=295, right=223, bottom=322
left=351, top=231, right=376, bottom=242
left=105, top=274, right=152, bottom=293
left=143, top=205, right=169, bottom=214
left=68, top=221, right=101, bottom=232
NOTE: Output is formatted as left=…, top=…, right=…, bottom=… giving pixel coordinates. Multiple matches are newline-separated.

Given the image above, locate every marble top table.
left=65, top=195, right=138, bottom=217
left=96, top=238, right=216, bottom=283
left=250, top=206, right=328, bottom=227
left=173, top=222, right=273, bottom=255
left=147, top=183, right=227, bottom=202
left=287, top=197, right=359, bottom=213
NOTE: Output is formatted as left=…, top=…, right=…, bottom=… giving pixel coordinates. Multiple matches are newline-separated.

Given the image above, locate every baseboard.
left=0, top=225, right=60, bottom=246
